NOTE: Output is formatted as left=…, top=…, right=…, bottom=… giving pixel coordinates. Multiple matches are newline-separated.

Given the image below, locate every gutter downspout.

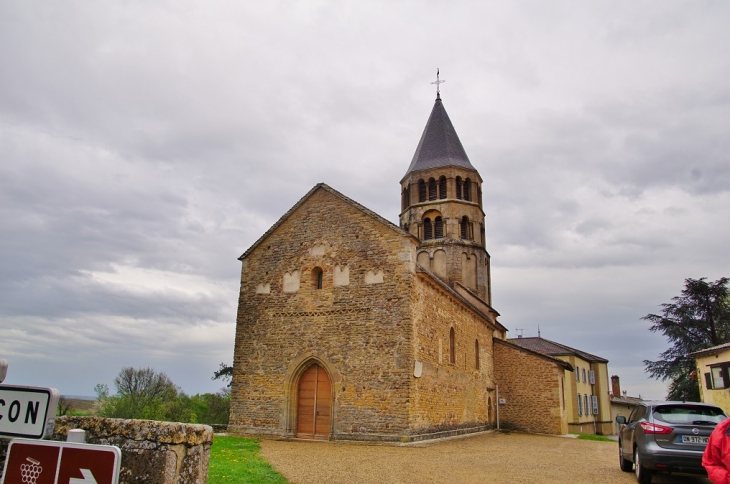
left=496, top=384, right=500, bottom=430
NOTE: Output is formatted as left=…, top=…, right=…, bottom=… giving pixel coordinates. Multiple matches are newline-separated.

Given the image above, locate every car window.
left=628, top=405, right=645, bottom=424
left=653, top=405, right=727, bottom=425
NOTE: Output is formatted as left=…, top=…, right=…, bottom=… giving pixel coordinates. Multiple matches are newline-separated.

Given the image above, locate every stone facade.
left=493, top=340, right=569, bottom=434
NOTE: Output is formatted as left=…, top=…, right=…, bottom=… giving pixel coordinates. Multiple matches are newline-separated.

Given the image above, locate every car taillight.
left=640, top=422, right=673, bottom=434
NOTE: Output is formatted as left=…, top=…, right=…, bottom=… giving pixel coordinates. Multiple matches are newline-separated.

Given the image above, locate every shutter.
left=589, top=370, right=595, bottom=385
left=705, top=372, right=713, bottom=390
left=577, top=395, right=582, bottom=415
left=592, top=395, right=598, bottom=415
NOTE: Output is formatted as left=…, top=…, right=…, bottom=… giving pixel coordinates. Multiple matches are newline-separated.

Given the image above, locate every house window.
left=582, top=368, right=587, bottom=383
left=589, top=370, right=595, bottom=385
left=576, top=368, right=580, bottom=381
left=577, top=394, right=582, bottom=415
left=592, top=395, right=598, bottom=415
left=439, top=176, right=447, bottom=199
left=423, top=218, right=433, bottom=240
left=475, top=339, right=480, bottom=370
left=312, top=267, right=323, bottom=289
left=434, top=217, right=443, bottom=238
left=712, top=366, right=726, bottom=389
left=449, top=327, right=455, bottom=365
left=428, top=178, right=437, bottom=201
left=418, top=180, right=427, bottom=202
left=584, top=395, right=589, bottom=416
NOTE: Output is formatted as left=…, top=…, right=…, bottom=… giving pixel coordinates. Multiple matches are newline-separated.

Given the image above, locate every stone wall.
left=229, top=187, right=418, bottom=439
left=408, top=273, right=497, bottom=433
left=1, top=417, right=213, bottom=484
left=493, top=341, right=568, bottom=434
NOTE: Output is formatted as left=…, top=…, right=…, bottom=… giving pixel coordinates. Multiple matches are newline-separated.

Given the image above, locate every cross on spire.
left=431, top=68, right=445, bottom=99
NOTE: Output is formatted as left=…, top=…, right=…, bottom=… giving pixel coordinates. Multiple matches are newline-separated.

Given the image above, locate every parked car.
left=616, top=400, right=727, bottom=483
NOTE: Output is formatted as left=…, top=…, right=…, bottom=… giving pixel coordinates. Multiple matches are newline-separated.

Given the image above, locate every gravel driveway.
left=259, top=431, right=712, bottom=484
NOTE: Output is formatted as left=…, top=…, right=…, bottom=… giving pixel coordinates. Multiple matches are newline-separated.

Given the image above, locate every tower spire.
left=431, top=68, right=445, bottom=100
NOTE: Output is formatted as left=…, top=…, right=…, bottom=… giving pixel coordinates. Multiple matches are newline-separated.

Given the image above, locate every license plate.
left=681, top=436, right=708, bottom=444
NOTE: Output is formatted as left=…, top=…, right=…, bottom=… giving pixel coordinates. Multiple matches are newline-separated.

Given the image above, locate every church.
left=228, top=91, right=602, bottom=441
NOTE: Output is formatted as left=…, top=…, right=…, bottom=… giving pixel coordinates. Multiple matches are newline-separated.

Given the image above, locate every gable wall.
left=229, top=189, right=417, bottom=439
left=408, top=275, right=496, bottom=433
left=493, top=342, right=568, bottom=434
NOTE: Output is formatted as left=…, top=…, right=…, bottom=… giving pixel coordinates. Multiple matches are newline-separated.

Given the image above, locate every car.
left=616, top=400, right=727, bottom=483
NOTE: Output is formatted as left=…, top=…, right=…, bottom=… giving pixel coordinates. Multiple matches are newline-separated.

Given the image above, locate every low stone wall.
left=1, top=417, right=213, bottom=484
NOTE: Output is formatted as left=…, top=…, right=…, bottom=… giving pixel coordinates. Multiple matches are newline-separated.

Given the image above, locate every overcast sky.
left=1, top=1, right=728, bottom=400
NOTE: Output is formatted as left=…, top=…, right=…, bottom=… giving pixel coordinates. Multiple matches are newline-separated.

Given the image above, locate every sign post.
left=1, top=438, right=121, bottom=484
left=0, top=385, right=59, bottom=439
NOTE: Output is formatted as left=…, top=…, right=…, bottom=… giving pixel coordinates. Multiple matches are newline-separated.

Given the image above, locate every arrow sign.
left=70, top=469, right=98, bottom=483
left=1, top=439, right=120, bottom=484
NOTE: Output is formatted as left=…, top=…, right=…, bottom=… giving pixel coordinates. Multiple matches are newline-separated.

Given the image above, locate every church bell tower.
left=400, top=89, right=492, bottom=305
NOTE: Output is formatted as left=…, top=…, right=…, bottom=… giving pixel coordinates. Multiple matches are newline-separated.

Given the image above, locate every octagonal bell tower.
left=400, top=92, right=491, bottom=305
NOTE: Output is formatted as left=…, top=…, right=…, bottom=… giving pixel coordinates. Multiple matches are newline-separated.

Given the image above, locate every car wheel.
left=619, top=442, right=632, bottom=472
left=634, top=446, right=652, bottom=484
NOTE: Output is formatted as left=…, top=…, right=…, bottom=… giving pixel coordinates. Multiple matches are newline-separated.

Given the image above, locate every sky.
left=1, top=1, right=728, bottom=400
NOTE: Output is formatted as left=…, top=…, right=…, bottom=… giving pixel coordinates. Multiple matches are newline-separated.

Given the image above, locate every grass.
left=208, top=436, right=288, bottom=484
left=577, top=433, right=614, bottom=442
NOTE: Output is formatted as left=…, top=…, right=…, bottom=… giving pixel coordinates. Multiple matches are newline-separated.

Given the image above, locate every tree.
left=98, top=367, right=182, bottom=419
left=643, top=277, right=730, bottom=401
left=212, top=362, right=233, bottom=387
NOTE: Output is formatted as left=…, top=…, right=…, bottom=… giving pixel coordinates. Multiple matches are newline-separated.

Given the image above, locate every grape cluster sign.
left=1, top=439, right=121, bottom=484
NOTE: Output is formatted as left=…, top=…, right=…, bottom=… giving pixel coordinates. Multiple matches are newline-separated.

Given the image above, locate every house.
left=690, top=342, right=730, bottom=414
left=609, top=375, right=641, bottom=435
left=228, top=93, right=582, bottom=441
left=507, top=336, right=613, bottom=435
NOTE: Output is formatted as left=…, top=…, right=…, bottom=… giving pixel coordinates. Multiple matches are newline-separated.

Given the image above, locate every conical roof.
left=402, top=96, right=476, bottom=180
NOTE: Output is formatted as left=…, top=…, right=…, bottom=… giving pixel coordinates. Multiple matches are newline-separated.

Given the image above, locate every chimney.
left=611, top=375, right=621, bottom=398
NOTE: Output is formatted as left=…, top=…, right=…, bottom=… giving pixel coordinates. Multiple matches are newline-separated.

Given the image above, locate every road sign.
left=0, top=385, right=59, bottom=439
left=1, top=438, right=121, bottom=484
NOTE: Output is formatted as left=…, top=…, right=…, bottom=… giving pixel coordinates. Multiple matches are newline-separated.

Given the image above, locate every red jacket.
left=703, top=417, right=730, bottom=484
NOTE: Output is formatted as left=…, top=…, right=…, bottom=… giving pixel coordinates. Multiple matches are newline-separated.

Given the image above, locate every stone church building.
left=229, top=94, right=582, bottom=441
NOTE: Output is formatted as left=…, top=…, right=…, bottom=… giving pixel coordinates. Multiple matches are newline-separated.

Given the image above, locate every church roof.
left=401, top=95, right=477, bottom=181
left=507, top=336, right=608, bottom=364
left=238, top=183, right=416, bottom=260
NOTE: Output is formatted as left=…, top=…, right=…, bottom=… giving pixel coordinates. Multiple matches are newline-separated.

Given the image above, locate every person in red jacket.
left=703, top=417, right=730, bottom=484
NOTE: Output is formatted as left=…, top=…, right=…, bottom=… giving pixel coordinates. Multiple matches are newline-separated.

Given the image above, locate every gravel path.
left=259, top=431, right=712, bottom=484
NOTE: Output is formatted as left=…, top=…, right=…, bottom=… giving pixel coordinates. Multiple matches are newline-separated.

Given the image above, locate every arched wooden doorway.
left=296, top=363, right=331, bottom=439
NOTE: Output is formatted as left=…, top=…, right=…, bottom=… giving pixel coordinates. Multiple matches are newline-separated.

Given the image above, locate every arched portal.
left=296, top=363, right=332, bottom=439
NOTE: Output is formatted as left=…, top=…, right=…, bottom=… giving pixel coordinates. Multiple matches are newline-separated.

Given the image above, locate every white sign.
left=0, top=385, right=59, bottom=439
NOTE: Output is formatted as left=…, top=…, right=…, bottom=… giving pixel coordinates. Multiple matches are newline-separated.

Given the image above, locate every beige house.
left=609, top=375, right=642, bottom=435
left=229, top=94, right=580, bottom=441
left=690, top=342, right=730, bottom=414
left=508, top=336, right=613, bottom=435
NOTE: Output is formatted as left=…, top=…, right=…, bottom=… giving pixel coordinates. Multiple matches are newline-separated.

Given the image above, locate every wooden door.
left=296, top=364, right=331, bottom=439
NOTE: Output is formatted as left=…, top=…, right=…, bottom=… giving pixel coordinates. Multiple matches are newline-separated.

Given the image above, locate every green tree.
left=643, top=277, right=730, bottom=401
left=212, top=362, right=233, bottom=387
left=97, top=367, right=183, bottom=420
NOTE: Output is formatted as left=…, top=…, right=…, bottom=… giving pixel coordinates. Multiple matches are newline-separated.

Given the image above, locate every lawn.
left=208, top=436, right=288, bottom=484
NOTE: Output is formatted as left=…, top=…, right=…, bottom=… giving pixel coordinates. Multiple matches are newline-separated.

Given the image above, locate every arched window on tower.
left=428, top=178, right=437, bottom=201
left=439, top=176, right=447, bottom=199
left=449, top=327, right=456, bottom=365
left=434, top=217, right=443, bottom=238
left=312, top=267, right=323, bottom=289
left=455, top=176, right=462, bottom=199
left=477, top=186, right=483, bottom=208
left=402, top=187, right=410, bottom=211
left=464, top=178, right=471, bottom=201
left=418, top=180, right=427, bottom=202
left=423, top=218, right=433, bottom=240
left=460, top=216, right=471, bottom=240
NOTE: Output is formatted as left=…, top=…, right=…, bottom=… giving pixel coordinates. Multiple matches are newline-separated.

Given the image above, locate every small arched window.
left=449, top=327, right=456, bottom=364
left=464, top=178, right=471, bottom=201
left=418, top=180, right=427, bottom=202
left=428, top=178, right=437, bottom=201
left=402, top=187, right=410, bottom=211
left=439, top=176, right=447, bottom=199
left=434, top=217, right=443, bottom=238
left=423, top=218, right=433, bottom=240
left=460, top=216, right=470, bottom=239
left=475, top=339, right=480, bottom=370
left=312, top=267, right=323, bottom=289
left=455, top=176, right=462, bottom=199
